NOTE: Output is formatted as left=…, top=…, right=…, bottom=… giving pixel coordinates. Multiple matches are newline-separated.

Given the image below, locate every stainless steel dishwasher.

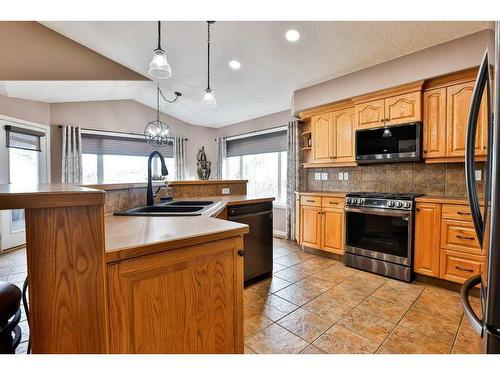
left=227, top=201, right=273, bottom=285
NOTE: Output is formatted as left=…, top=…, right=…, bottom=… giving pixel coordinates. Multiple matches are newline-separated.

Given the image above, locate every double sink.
left=114, top=200, right=216, bottom=217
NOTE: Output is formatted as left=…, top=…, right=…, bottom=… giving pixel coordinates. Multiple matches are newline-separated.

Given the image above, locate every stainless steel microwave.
left=355, top=122, right=422, bottom=164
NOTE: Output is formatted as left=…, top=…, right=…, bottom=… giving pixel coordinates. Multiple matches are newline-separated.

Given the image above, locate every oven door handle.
left=344, top=206, right=411, bottom=217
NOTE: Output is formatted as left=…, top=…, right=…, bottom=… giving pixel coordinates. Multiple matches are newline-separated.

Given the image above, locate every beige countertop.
left=415, top=195, right=471, bottom=205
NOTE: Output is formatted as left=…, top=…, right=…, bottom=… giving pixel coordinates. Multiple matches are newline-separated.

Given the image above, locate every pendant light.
left=148, top=21, right=172, bottom=80
left=202, top=21, right=217, bottom=108
left=144, top=86, right=172, bottom=147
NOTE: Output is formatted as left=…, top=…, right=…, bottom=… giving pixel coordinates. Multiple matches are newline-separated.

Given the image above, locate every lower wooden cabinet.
left=414, top=202, right=441, bottom=277
left=299, top=195, right=344, bottom=255
left=414, top=200, right=485, bottom=284
left=107, top=237, right=244, bottom=354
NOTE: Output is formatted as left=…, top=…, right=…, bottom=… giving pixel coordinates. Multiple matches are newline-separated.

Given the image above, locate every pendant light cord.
left=156, top=86, right=160, bottom=121
left=157, top=21, right=161, bottom=50
left=207, top=21, right=211, bottom=90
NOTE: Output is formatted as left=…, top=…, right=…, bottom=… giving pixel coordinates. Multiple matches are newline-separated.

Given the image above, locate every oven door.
left=345, top=206, right=413, bottom=266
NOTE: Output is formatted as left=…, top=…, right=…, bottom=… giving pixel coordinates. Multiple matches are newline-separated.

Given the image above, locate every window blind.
left=226, top=129, right=287, bottom=157
left=5, top=125, right=45, bottom=152
left=82, top=133, right=174, bottom=158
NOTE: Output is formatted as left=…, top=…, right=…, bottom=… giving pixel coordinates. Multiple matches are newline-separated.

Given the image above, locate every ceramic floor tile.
left=245, top=324, right=309, bottom=354
left=272, top=263, right=289, bottom=273
left=291, top=257, right=336, bottom=273
left=273, top=247, right=298, bottom=257
left=372, top=279, right=424, bottom=306
left=452, top=317, right=483, bottom=354
left=274, top=284, right=322, bottom=306
left=412, top=289, right=463, bottom=322
left=300, top=345, right=327, bottom=354
left=262, top=294, right=299, bottom=321
left=324, top=282, right=371, bottom=307
left=302, top=294, right=353, bottom=323
left=244, top=313, right=273, bottom=338
left=277, top=308, right=334, bottom=343
left=244, top=344, right=256, bottom=354
left=399, top=307, right=460, bottom=345
left=339, top=274, right=386, bottom=295
left=339, top=308, right=397, bottom=344
left=295, top=275, right=338, bottom=294
left=357, top=295, right=410, bottom=323
left=383, top=325, right=451, bottom=354
left=313, top=325, right=379, bottom=354
left=274, top=267, right=312, bottom=283
left=273, top=252, right=313, bottom=267
left=313, top=264, right=357, bottom=284
left=376, top=344, right=402, bottom=354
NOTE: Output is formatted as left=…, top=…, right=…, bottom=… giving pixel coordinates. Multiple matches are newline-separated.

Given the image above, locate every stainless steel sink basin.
left=167, top=201, right=214, bottom=206
left=114, top=204, right=205, bottom=216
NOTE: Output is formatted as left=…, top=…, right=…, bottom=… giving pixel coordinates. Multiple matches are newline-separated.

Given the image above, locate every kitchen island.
left=0, top=184, right=250, bottom=354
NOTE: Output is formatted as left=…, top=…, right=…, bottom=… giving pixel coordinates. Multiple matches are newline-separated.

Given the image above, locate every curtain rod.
left=214, top=124, right=287, bottom=141
left=57, top=126, right=188, bottom=141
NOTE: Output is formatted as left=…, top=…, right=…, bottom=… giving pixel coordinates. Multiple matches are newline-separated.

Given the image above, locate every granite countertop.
left=296, top=191, right=348, bottom=197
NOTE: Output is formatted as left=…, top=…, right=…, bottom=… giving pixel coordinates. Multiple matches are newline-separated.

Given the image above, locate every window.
left=223, top=128, right=287, bottom=206
left=81, top=131, right=175, bottom=184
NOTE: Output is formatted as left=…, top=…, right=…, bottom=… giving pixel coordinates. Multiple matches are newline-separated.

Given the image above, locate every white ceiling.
left=2, top=21, right=492, bottom=128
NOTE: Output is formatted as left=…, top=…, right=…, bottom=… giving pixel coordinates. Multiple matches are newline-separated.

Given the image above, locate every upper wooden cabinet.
left=332, top=107, right=355, bottom=164
left=384, top=92, right=421, bottom=126
left=423, top=76, right=489, bottom=162
left=311, top=112, right=334, bottom=163
left=354, top=99, right=385, bottom=129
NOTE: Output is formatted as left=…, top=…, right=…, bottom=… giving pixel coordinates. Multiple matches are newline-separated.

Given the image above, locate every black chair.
left=0, top=281, right=22, bottom=354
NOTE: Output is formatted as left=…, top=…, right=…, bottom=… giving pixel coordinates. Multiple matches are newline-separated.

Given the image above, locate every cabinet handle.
left=457, top=235, right=475, bottom=241
left=455, top=266, right=474, bottom=273
left=306, top=199, right=315, bottom=203
left=457, top=211, right=471, bottom=216
left=423, top=149, right=428, bottom=153
left=329, top=202, right=339, bottom=205
left=238, top=250, right=245, bottom=257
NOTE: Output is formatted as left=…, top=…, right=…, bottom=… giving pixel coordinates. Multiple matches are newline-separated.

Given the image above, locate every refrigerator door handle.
left=461, top=274, right=484, bottom=336
left=465, top=50, right=491, bottom=248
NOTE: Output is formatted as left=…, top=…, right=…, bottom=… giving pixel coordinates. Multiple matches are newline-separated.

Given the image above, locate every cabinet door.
left=300, top=206, right=322, bottom=249
left=107, top=237, right=244, bottom=354
left=423, top=88, right=447, bottom=159
left=446, top=82, right=487, bottom=157
left=385, top=92, right=422, bottom=125
left=311, top=112, right=334, bottom=162
left=321, top=208, right=344, bottom=255
left=332, top=107, right=355, bottom=163
left=414, top=202, right=441, bottom=277
left=354, top=99, right=385, bottom=129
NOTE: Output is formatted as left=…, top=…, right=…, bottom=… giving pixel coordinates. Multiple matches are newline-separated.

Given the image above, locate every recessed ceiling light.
left=228, top=60, right=241, bottom=70
left=285, top=29, right=300, bottom=42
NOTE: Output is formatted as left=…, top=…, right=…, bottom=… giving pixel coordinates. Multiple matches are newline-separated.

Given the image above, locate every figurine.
left=196, top=146, right=211, bottom=180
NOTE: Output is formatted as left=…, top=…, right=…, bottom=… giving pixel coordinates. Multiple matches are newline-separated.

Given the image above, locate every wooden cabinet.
left=298, top=194, right=344, bottom=255
left=414, top=203, right=441, bottom=277
left=311, top=113, right=334, bottom=163
left=414, top=199, right=486, bottom=284
left=423, top=80, right=488, bottom=162
left=354, top=99, right=385, bottom=129
left=423, top=88, right=447, bottom=158
left=107, top=237, right=244, bottom=354
left=300, top=205, right=322, bottom=249
left=332, top=107, right=355, bottom=163
left=385, top=92, right=422, bottom=125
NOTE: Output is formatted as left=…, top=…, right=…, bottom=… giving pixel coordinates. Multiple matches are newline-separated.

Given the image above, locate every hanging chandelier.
left=148, top=21, right=172, bottom=80
left=202, top=21, right=217, bottom=108
left=144, top=86, right=172, bottom=147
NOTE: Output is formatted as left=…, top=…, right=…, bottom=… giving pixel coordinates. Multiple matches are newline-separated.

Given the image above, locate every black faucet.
left=147, top=151, right=168, bottom=206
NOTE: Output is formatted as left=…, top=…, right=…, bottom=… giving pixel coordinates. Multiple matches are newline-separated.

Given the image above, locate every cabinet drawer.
left=321, top=197, right=344, bottom=209
left=442, top=204, right=473, bottom=221
left=300, top=195, right=322, bottom=207
left=441, top=219, right=481, bottom=254
left=439, top=249, right=485, bottom=284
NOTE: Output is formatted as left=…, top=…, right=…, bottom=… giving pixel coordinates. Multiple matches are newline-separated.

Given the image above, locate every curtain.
left=174, top=137, right=186, bottom=180
left=286, top=119, right=301, bottom=240
left=215, top=136, right=226, bottom=179
left=61, top=126, right=82, bottom=184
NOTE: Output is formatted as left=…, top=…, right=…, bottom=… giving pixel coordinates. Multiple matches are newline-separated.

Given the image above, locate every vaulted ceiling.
left=1, top=21, right=492, bottom=127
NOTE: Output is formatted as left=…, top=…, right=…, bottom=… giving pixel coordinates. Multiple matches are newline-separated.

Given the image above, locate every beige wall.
left=50, top=100, right=217, bottom=182
left=292, top=29, right=495, bottom=115
left=0, top=94, right=51, bottom=125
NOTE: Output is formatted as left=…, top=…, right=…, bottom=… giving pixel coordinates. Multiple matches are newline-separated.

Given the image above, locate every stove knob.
left=387, top=200, right=395, bottom=207
left=358, top=198, right=365, bottom=205
left=403, top=201, right=411, bottom=209
left=395, top=201, right=403, bottom=208
left=346, top=198, right=352, bottom=204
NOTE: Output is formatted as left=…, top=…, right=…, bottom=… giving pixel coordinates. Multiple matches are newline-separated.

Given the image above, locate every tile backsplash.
left=303, top=162, right=485, bottom=197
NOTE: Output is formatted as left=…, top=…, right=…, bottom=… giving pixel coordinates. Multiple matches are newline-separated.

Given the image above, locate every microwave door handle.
left=465, top=50, right=490, bottom=248
left=460, top=274, right=484, bottom=336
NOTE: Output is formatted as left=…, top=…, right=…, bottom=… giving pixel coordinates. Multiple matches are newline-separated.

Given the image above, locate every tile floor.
left=244, top=237, right=483, bottom=354
left=1, top=238, right=483, bottom=355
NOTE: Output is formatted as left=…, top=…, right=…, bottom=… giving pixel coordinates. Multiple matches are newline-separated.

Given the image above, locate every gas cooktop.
left=345, top=192, right=423, bottom=210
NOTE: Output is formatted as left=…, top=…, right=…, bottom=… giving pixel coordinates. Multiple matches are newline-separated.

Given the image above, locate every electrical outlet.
left=475, top=169, right=482, bottom=181
left=314, top=172, right=321, bottom=180
left=343, top=172, right=349, bottom=180
left=321, top=172, right=328, bottom=180
left=221, top=187, right=230, bottom=195
left=338, top=172, right=344, bottom=181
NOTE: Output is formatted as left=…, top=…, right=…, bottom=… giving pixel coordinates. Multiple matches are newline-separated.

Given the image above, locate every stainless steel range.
left=344, top=192, right=421, bottom=282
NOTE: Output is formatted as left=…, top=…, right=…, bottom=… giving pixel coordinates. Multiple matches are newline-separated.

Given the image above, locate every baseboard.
left=273, top=230, right=287, bottom=239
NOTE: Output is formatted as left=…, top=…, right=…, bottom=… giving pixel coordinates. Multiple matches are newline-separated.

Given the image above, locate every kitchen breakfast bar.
left=0, top=184, right=251, bottom=354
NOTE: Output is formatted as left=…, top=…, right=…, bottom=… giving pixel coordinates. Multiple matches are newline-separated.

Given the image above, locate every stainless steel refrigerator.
left=461, top=21, right=500, bottom=354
